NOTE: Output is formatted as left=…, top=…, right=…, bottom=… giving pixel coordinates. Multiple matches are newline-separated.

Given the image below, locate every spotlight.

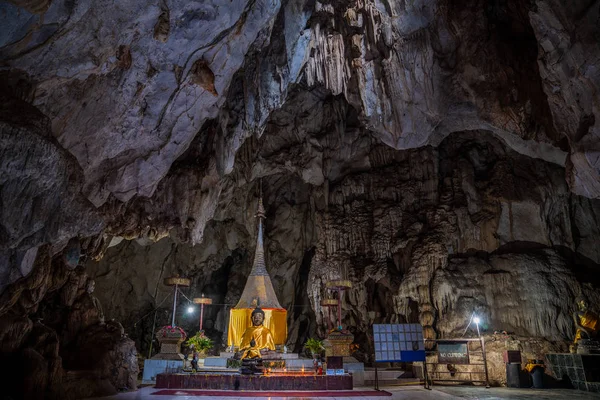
left=473, top=316, right=481, bottom=325
left=187, top=306, right=195, bottom=314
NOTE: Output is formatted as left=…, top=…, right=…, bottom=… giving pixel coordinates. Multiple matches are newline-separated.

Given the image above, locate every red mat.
left=151, top=389, right=392, bottom=397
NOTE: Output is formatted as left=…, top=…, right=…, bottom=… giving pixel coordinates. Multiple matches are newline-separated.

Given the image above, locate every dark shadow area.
left=293, top=247, right=316, bottom=354
left=554, top=245, right=600, bottom=288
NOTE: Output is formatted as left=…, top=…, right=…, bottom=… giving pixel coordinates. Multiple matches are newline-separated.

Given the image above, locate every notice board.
left=373, top=324, right=425, bottom=362
left=437, top=340, right=469, bottom=364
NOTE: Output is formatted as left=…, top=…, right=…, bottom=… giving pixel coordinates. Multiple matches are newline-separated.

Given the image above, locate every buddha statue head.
left=576, top=296, right=589, bottom=312
left=251, top=306, right=265, bottom=327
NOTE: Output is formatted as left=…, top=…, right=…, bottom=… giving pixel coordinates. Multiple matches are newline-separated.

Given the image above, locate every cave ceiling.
left=1, top=0, right=600, bottom=330
left=2, top=0, right=599, bottom=259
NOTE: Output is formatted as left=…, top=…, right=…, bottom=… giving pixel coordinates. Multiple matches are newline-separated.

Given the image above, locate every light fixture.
left=187, top=306, right=195, bottom=314
left=473, top=316, right=481, bottom=337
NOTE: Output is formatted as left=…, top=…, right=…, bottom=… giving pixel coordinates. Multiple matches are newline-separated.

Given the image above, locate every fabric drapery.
left=574, top=310, right=599, bottom=342
left=227, top=308, right=287, bottom=347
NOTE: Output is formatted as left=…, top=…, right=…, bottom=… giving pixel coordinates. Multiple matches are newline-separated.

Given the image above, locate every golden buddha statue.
left=571, top=297, right=599, bottom=352
left=236, top=306, right=275, bottom=359
left=573, top=297, right=599, bottom=341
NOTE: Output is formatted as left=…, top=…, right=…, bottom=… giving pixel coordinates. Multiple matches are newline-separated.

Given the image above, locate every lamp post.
left=321, top=298, right=338, bottom=332
left=149, top=276, right=190, bottom=360
left=193, top=294, right=213, bottom=331
left=325, top=280, right=352, bottom=330
left=473, top=316, right=481, bottom=336
left=164, top=276, right=191, bottom=327
left=473, top=315, right=490, bottom=388
left=322, top=280, right=354, bottom=358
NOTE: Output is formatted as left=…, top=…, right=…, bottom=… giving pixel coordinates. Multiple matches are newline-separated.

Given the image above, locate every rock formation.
left=1, top=0, right=600, bottom=396
left=88, top=130, right=600, bottom=358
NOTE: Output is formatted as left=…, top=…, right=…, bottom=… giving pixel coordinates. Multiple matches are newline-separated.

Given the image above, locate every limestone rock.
left=87, top=131, right=600, bottom=362
left=0, top=252, right=137, bottom=399
left=0, top=90, right=103, bottom=294
left=64, top=320, right=138, bottom=393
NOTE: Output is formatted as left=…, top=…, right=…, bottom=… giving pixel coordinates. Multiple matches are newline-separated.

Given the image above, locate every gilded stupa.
left=227, top=196, right=288, bottom=348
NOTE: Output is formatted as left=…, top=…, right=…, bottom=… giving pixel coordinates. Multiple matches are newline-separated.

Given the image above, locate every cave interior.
left=1, top=0, right=600, bottom=398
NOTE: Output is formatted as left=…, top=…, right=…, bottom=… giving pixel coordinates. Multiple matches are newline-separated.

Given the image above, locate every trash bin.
left=531, top=366, right=544, bottom=388
left=506, top=363, right=522, bottom=388
left=504, top=351, right=523, bottom=388
left=525, top=359, right=545, bottom=389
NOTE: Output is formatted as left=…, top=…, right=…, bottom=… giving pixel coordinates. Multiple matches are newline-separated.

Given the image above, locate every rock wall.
left=88, top=130, right=600, bottom=366
left=0, top=246, right=138, bottom=399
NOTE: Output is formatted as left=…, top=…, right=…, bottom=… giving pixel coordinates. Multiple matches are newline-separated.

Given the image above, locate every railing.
left=423, top=338, right=490, bottom=388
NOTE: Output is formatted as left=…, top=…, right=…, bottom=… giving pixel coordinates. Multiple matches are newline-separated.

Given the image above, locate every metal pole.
left=200, top=303, right=205, bottom=331
left=171, top=284, right=178, bottom=327
left=337, top=288, right=342, bottom=329
left=327, top=307, right=332, bottom=332
left=480, top=335, right=490, bottom=388
left=423, top=356, right=431, bottom=390
left=423, top=339, right=431, bottom=390
left=148, top=308, right=159, bottom=359
left=375, top=362, right=379, bottom=391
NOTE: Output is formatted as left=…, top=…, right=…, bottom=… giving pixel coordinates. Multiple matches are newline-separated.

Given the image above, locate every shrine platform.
left=202, top=354, right=365, bottom=385
left=155, top=372, right=353, bottom=391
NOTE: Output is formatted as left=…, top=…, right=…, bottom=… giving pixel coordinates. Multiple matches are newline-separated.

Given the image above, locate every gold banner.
left=227, top=308, right=287, bottom=347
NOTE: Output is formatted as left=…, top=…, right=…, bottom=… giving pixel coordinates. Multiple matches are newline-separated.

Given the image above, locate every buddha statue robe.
left=575, top=310, right=599, bottom=343
left=238, top=324, right=275, bottom=359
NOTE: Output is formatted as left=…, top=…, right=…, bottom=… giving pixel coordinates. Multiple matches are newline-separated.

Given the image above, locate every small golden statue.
left=235, top=306, right=275, bottom=360
left=571, top=296, right=599, bottom=353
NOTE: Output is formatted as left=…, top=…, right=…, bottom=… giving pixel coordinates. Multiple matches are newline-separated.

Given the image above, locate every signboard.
left=437, top=340, right=469, bottom=364
left=326, top=356, right=343, bottom=376
left=327, top=356, right=343, bottom=370
left=373, top=324, right=425, bottom=362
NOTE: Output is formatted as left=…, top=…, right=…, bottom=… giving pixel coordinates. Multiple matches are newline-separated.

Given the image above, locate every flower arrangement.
left=186, top=331, right=213, bottom=352
left=157, top=325, right=186, bottom=340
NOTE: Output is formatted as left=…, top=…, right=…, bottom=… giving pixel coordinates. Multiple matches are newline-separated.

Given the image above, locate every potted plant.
left=185, top=331, right=213, bottom=358
left=304, top=338, right=324, bottom=359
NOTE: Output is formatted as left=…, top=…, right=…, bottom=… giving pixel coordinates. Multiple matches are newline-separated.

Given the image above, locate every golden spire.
left=234, top=191, right=283, bottom=309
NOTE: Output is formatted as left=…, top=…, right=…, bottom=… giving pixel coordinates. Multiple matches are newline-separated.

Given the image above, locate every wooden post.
left=171, top=284, right=178, bottom=327
left=481, top=335, right=490, bottom=388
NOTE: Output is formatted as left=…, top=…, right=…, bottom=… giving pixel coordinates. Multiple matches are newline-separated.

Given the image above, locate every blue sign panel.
left=373, top=324, right=425, bottom=362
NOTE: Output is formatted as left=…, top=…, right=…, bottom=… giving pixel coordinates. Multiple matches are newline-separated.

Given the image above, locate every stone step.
left=364, top=378, right=422, bottom=386
left=204, top=357, right=228, bottom=368
left=364, top=370, right=409, bottom=380
left=142, top=359, right=185, bottom=384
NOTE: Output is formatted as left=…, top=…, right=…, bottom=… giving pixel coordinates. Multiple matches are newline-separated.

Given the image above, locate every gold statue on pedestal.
left=571, top=297, right=599, bottom=353
left=236, top=306, right=275, bottom=360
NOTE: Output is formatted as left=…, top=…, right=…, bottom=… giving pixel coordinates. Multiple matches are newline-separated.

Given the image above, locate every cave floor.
left=87, top=385, right=600, bottom=399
